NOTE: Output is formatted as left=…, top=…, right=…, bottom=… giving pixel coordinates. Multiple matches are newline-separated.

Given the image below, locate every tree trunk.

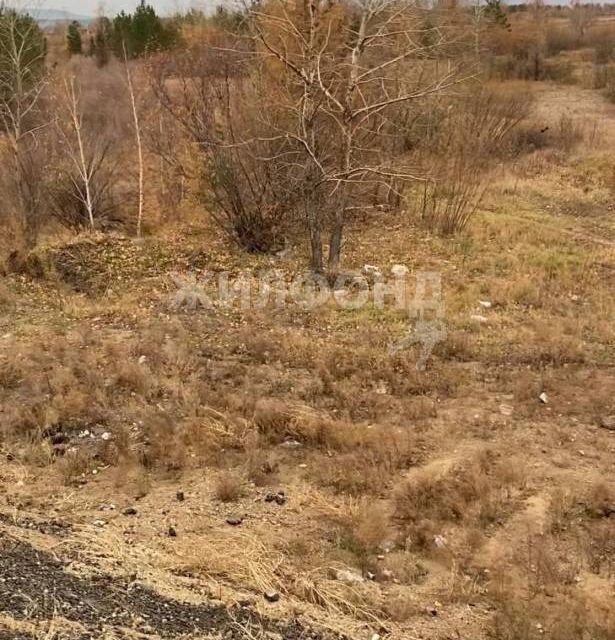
left=327, top=216, right=343, bottom=277
left=123, top=42, right=144, bottom=237
left=306, top=201, right=323, bottom=273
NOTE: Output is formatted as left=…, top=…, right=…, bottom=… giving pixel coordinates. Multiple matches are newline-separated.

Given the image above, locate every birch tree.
left=53, top=71, right=114, bottom=230
left=123, top=42, right=144, bottom=237
left=60, top=76, right=96, bottom=228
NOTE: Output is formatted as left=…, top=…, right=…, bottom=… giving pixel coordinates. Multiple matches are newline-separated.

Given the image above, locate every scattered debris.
left=362, top=265, right=382, bottom=278
left=433, top=534, right=448, bottom=548
left=264, top=491, right=286, bottom=506
left=499, top=404, right=514, bottom=417
left=374, top=380, right=388, bottom=395
left=333, top=568, right=364, bottom=584
left=280, top=439, right=303, bottom=449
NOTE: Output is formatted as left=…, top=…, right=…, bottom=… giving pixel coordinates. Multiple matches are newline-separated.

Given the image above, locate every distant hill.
left=29, top=8, right=93, bottom=27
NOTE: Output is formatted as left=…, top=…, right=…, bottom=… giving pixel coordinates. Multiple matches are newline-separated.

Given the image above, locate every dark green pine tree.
left=484, top=0, right=511, bottom=31
left=111, top=1, right=176, bottom=59
left=66, top=20, right=82, bottom=55
left=131, top=0, right=164, bottom=56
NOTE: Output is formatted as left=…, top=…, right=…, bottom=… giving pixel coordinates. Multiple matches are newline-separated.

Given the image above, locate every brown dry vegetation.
left=0, top=2, right=615, bottom=640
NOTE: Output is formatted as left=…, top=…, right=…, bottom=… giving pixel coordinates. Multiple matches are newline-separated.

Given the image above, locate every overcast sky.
left=43, top=0, right=223, bottom=16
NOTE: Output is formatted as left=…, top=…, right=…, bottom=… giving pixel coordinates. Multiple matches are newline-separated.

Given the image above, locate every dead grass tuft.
left=394, top=451, right=525, bottom=546
left=214, top=471, right=244, bottom=503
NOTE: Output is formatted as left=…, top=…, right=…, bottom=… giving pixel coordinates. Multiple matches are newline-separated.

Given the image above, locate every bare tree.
left=0, top=3, right=47, bottom=245
left=151, top=0, right=474, bottom=272
left=569, top=0, right=593, bottom=45
left=123, top=42, right=145, bottom=237
left=244, top=0, right=474, bottom=274
left=61, top=76, right=96, bottom=229
left=51, top=65, right=117, bottom=231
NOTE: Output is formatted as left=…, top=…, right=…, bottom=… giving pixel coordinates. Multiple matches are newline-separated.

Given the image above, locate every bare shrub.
left=329, top=501, right=390, bottom=574
left=592, top=25, right=615, bottom=64
left=418, top=86, right=531, bottom=235
left=199, top=143, right=294, bottom=253
left=394, top=451, right=523, bottom=543
left=545, top=23, right=577, bottom=56
left=214, top=470, right=244, bottom=503
left=56, top=448, right=94, bottom=485
left=151, top=36, right=293, bottom=253
left=244, top=432, right=278, bottom=486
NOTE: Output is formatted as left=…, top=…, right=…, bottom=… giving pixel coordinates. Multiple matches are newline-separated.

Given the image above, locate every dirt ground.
left=0, top=82, right=613, bottom=640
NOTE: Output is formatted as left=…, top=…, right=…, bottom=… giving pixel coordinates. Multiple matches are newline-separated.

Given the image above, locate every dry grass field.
left=0, top=71, right=614, bottom=640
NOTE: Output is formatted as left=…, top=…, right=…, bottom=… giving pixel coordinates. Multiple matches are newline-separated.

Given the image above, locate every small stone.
left=263, top=590, right=280, bottom=603
left=470, top=314, right=488, bottom=324
left=122, top=507, right=137, bottom=516
left=478, top=300, right=492, bottom=309
left=226, top=516, right=243, bottom=526
left=176, top=491, right=185, bottom=502
left=539, top=392, right=548, bottom=404
left=168, top=526, right=177, bottom=537
left=600, top=416, right=615, bottom=431
left=101, top=432, right=112, bottom=441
